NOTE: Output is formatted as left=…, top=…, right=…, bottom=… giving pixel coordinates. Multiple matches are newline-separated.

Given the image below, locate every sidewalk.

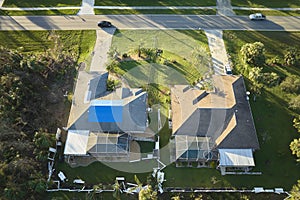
left=1, top=5, right=300, bottom=11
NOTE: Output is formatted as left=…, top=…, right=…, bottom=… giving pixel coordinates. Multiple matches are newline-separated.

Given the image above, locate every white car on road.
left=249, top=13, right=266, bottom=20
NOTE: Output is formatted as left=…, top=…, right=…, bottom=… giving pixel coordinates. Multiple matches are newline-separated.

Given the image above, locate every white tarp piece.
left=64, top=130, right=89, bottom=155
left=219, top=149, right=255, bottom=167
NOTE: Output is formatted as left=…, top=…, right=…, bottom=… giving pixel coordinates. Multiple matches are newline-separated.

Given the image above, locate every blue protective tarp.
left=88, top=104, right=123, bottom=122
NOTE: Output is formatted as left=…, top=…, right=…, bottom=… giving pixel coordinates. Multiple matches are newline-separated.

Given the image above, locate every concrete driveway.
left=90, top=28, right=116, bottom=72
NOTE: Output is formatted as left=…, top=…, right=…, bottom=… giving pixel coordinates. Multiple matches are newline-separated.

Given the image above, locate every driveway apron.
left=78, top=0, right=95, bottom=15
left=217, top=0, right=235, bottom=16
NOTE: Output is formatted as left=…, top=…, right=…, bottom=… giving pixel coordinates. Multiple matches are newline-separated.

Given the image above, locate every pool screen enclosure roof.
left=219, top=149, right=255, bottom=167
left=87, top=133, right=130, bottom=154
left=175, top=135, right=211, bottom=160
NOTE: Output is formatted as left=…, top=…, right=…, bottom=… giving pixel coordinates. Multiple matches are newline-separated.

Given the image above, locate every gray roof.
left=89, top=72, right=108, bottom=100
left=172, top=75, right=259, bottom=151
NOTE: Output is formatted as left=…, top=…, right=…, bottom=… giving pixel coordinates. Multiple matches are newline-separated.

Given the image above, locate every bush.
left=106, top=78, right=120, bottom=91
left=106, top=59, right=120, bottom=73
left=289, top=95, right=300, bottom=111
left=122, top=53, right=128, bottom=59
left=266, top=56, right=281, bottom=66
left=261, top=72, right=280, bottom=87
left=280, top=75, right=300, bottom=93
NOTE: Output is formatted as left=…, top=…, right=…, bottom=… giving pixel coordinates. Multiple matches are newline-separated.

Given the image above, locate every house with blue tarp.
left=64, top=71, right=153, bottom=161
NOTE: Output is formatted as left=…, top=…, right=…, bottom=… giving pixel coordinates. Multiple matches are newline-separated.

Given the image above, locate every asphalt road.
left=1, top=15, right=300, bottom=31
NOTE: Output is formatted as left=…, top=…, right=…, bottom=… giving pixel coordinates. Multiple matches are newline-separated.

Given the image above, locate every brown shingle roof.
left=171, top=75, right=259, bottom=150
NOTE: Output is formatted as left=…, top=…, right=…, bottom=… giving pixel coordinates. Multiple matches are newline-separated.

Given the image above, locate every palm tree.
left=130, top=175, right=157, bottom=200
left=113, top=180, right=121, bottom=200
left=290, top=138, right=300, bottom=162
left=290, top=180, right=300, bottom=200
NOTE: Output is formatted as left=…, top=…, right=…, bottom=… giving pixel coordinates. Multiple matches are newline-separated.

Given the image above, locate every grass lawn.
left=95, top=0, right=215, bottom=6
left=3, top=0, right=81, bottom=7
left=231, top=0, right=300, bottom=8
left=222, top=30, right=300, bottom=189
left=234, top=9, right=300, bottom=16
left=0, top=30, right=96, bottom=64
left=111, top=29, right=210, bottom=72
left=94, top=8, right=216, bottom=15
left=0, top=9, right=79, bottom=16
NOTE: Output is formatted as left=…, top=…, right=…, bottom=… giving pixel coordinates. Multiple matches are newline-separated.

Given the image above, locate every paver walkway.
left=90, top=28, right=116, bottom=72
left=204, top=30, right=229, bottom=75
left=217, top=0, right=235, bottom=16
left=77, top=0, right=94, bottom=15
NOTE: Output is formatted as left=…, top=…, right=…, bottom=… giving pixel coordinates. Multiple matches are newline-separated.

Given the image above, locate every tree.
left=248, top=67, right=263, bottom=96
left=289, top=95, right=300, bottom=111
left=290, top=138, right=300, bottom=162
left=284, top=48, right=298, bottom=67
left=113, top=180, right=121, bottom=200
left=293, top=115, right=300, bottom=133
left=280, top=75, right=300, bottom=93
left=290, top=180, right=300, bottom=200
left=33, top=131, right=55, bottom=162
left=132, top=175, right=157, bottom=200
left=240, top=42, right=265, bottom=66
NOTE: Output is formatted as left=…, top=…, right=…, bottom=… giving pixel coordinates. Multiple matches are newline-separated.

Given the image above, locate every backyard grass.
left=0, top=30, right=96, bottom=64
left=3, top=0, right=81, bottom=7
left=231, top=0, right=300, bottom=8
left=234, top=9, right=300, bottom=16
left=94, top=8, right=216, bottom=15
left=95, top=0, right=215, bottom=6
left=0, top=9, right=79, bottom=16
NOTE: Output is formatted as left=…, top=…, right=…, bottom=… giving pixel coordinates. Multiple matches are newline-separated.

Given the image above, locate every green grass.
left=111, top=29, right=210, bottom=66
left=0, top=9, right=79, bottom=16
left=95, top=0, right=215, bottom=6
left=94, top=9, right=216, bottom=15
left=222, top=30, right=300, bottom=189
left=137, top=141, right=155, bottom=153
left=0, top=30, right=96, bottom=64
left=3, top=0, right=81, bottom=7
left=231, top=0, right=300, bottom=8
left=110, top=30, right=210, bottom=87
left=54, top=161, right=153, bottom=184
left=234, top=9, right=300, bottom=16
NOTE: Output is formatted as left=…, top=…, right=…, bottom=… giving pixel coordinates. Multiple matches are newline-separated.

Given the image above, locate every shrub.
left=280, top=75, right=300, bottom=93
left=284, top=48, right=298, bottom=67
left=122, top=53, right=128, bottom=59
left=261, top=72, right=280, bottom=87
left=266, top=56, right=281, bottom=66
left=289, top=95, right=300, bottom=111
left=106, top=78, right=120, bottom=91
